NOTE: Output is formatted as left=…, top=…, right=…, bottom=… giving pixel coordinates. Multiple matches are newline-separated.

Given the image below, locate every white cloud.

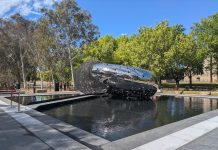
left=0, top=0, right=20, bottom=17
left=33, top=1, right=43, bottom=10
left=0, top=0, right=61, bottom=19
left=19, top=3, right=32, bottom=16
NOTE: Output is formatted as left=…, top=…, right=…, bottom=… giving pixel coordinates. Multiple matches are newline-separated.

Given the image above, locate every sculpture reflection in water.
left=75, top=61, right=158, bottom=100
left=92, top=98, right=157, bottom=139
left=41, top=96, right=218, bottom=141
left=42, top=97, right=157, bottom=141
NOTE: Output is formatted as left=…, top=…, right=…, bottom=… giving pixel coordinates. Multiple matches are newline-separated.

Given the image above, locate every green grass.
left=161, top=83, right=218, bottom=91
left=163, top=90, right=218, bottom=95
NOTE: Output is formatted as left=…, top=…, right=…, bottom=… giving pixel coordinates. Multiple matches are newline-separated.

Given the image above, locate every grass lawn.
left=161, top=83, right=218, bottom=91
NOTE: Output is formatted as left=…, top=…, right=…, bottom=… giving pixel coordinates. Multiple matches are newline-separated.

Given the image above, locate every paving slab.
left=178, top=127, right=218, bottom=150
left=0, top=109, right=51, bottom=150
left=1, top=94, right=218, bottom=150
left=26, top=109, right=110, bottom=148
left=0, top=100, right=90, bottom=150
left=131, top=116, right=218, bottom=150
left=1, top=96, right=109, bottom=149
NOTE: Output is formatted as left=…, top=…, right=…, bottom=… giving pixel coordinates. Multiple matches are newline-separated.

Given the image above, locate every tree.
left=0, top=14, right=35, bottom=88
left=113, top=21, right=204, bottom=88
left=32, top=18, right=58, bottom=89
left=83, top=35, right=117, bottom=63
left=192, top=12, right=218, bottom=82
left=0, top=21, right=18, bottom=85
left=165, top=34, right=205, bottom=87
left=132, top=21, right=185, bottom=85
left=114, top=34, right=145, bottom=67
left=114, top=21, right=187, bottom=86
left=146, top=22, right=184, bottom=85
left=12, top=14, right=35, bottom=88
left=42, top=0, right=99, bottom=88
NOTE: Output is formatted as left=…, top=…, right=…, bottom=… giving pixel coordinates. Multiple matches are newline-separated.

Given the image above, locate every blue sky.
left=76, top=0, right=218, bottom=36
left=0, top=0, right=217, bottom=37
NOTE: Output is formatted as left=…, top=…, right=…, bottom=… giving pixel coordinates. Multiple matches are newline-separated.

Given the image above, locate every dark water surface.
left=41, top=96, right=218, bottom=141
left=7, top=94, right=76, bottom=105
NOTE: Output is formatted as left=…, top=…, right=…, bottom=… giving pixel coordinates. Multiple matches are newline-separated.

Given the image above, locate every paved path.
left=178, top=127, right=218, bottom=150
left=0, top=109, right=51, bottom=150
left=0, top=100, right=90, bottom=150
left=0, top=94, right=218, bottom=150
left=132, top=116, right=218, bottom=150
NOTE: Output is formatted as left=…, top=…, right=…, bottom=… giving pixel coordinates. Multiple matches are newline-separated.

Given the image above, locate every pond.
left=40, top=96, right=218, bottom=141
left=7, top=94, right=78, bottom=105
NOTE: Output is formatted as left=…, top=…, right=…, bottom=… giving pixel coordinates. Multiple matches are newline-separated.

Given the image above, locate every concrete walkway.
left=178, top=127, right=218, bottom=150
left=0, top=94, right=218, bottom=150
left=0, top=100, right=90, bottom=150
left=132, top=116, right=218, bottom=150
left=0, top=109, right=51, bottom=150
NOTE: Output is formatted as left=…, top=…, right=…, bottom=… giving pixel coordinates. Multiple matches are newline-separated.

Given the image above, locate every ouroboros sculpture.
left=75, top=61, right=157, bottom=99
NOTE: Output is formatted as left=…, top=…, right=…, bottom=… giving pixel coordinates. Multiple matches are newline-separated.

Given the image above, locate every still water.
left=8, top=94, right=75, bottom=105
left=41, top=96, right=218, bottom=141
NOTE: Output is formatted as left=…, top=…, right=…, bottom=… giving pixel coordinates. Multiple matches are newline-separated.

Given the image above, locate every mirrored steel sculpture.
left=75, top=61, right=157, bottom=99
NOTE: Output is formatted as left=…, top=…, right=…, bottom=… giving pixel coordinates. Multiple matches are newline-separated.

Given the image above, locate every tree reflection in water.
left=41, top=96, right=218, bottom=141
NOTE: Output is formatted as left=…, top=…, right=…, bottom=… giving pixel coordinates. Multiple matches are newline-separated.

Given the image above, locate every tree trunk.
left=217, top=62, right=218, bottom=81
left=48, top=71, right=51, bottom=92
left=188, top=70, right=192, bottom=88
left=19, top=40, right=26, bottom=89
left=20, top=55, right=26, bottom=89
left=69, top=59, right=74, bottom=88
left=39, top=71, right=43, bottom=90
left=51, top=70, right=55, bottom=88
left=209, top=55, right=213, bottom=83
left=157, top=76, right=162, bottom=88
left=68, top=47, right=74, bottom=89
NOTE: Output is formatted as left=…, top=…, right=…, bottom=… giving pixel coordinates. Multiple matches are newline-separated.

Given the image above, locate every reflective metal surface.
left=75, top=61, right=157, bottom=99
left=92, top=63, right=152, bottom=81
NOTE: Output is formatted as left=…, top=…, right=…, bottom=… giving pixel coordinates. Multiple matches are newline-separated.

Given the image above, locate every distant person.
left=175, top=77, right=179, bottom=90
left=60, top=82, right=63, bottom=91
left=64, top=83, right=67, bottom=91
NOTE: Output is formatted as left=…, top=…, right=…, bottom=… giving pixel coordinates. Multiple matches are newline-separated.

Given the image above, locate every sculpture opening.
left=75, top=61, right=157, bottom=100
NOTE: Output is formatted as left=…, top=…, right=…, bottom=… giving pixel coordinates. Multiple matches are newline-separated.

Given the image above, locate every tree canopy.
left=192, top=12, right=218, bottom=82
left=0, top=1, right=217, bottom=88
